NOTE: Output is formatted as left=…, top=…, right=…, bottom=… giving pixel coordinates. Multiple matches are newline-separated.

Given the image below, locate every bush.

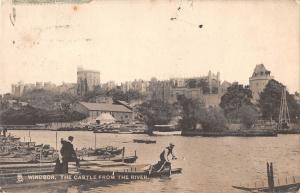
left=200, top=107, right=227, bottom=131
left=136, top=99, right=178, bottom=129
left=1, top=106, right=87, bottom=125
left=239, top=105, right=258, bottom=129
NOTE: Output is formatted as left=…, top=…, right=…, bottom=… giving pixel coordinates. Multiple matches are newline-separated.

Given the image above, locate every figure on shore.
left=3, top=128, right=7, bottom=137
left=55, top=136, right=79, bottom=174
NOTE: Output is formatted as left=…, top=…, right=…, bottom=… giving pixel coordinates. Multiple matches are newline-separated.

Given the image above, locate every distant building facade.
left=148, top=71, right=229, bottom=107
left=77, top=67, right=100, bottom=96
left=120, top=80, right=149, bottom=94
left=249, top=64, right=273, bottom=101
left=11, top=81, right=77, bottom=96
left=11, top=81, right=25, bottom=97
left=101, top=81, right=116, bottom=91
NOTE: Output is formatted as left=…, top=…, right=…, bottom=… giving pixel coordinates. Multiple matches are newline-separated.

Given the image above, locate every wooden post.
left=122, top=147, right=125, bottom=162
left=267, top=162, right=274, bottom=193
left=94, top=133, right=96, bottom=149
left=55, top=131, right=58, bottom=151
left=134, top=150, right=137, bottom=157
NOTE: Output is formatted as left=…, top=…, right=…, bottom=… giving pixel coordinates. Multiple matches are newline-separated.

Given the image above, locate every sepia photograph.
left=0, top=0, right=300, bottom=192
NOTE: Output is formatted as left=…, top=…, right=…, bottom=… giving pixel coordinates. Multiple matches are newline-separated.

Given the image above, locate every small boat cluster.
left=76, top=146, right=138, bottom=163
left=0, top=135, right=57, bottom=164
left=91, top=123, right=147, bottom=134
left=0, top=134, right=182, bottom=189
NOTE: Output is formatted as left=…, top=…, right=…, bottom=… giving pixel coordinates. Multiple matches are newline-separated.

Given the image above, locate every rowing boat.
left=133, top=139, right=156, bottom=144
left=81, top=155, right=138, bottom=163
left=232, top=183, right=300, bottom=192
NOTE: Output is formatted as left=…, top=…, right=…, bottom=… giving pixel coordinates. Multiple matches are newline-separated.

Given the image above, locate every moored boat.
left=152, top=131, right=182, bottom=136
left=133, top=139, right=156, bottom=144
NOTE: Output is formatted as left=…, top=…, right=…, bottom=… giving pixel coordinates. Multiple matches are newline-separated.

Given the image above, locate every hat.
left=169, top=143, right=175, bottom=147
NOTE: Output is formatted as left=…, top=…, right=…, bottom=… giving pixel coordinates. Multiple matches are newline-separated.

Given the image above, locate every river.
left=6, top=130, right=300, bottom=193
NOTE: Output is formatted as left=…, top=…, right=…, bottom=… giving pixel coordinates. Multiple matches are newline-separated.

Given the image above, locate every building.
left=147, top=71, right=230, bottom=107
left=56, top=83, right=77, bottom=95
left=77, top=67, right=100, bottom=96
left=120, top=81, right=133, bottom=93
left=131, top=79, right=149, bottom=94
left=219, top=81, right=232, bottom=96
left=11, top=81, right=25, bottom=97
left=147, top=78, right=172, bottom=102
left=11, top=81, right=78, bottom=96
left=249, top=64, right=273, bottom=101
left=74, top=102, right=133, bottom=123
left=101, top=81, right=116, bottom=91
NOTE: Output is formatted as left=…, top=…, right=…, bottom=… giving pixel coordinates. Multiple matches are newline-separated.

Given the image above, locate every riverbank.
left=181, top=129, right=277, bottom=137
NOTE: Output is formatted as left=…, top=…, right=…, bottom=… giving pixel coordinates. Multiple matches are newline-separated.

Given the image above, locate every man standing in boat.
left=160, top=143, right=177, bottom=163
left=60, top=136, right=80, bottom=173
left=153, top=143, right=177, bottom=172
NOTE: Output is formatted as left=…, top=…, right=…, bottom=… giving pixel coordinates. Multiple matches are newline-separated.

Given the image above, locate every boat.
left=233, top=162, right=300, bottom=193
left=81, top=155, right=138, bottom=163
left=79, top=163, right=182, bottom=178
left=0, top=152, right=11, bottom=157
left=152, top=130, right=182, bottom=136
left=133, top=139, right=156, bottom=144
left=77, top=146, right=123, bottom=157
left=93, top=129, right=120, bottom=133
left=232, top=183, right=300, bottom=193
left=94, top=146, right=123, bottom=156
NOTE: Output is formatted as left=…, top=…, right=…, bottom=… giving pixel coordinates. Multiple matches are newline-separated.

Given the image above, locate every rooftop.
left=251, top=64, right=271, bottom=77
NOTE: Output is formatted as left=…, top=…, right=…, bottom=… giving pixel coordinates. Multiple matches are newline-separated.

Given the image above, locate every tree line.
left=137, top=79, right=300, bottom=131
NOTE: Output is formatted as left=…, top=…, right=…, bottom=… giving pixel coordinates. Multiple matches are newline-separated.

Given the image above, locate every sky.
left=0, top=0, right=299, bottom=94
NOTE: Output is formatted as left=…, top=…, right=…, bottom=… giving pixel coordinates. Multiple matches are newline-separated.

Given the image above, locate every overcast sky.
left=0, top=0, right=299, bottom=94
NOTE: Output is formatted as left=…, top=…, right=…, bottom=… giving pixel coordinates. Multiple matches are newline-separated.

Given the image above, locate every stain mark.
left=73, top=5, right=78, bottom=11
left=55, top=24, right=70, bottom=29
left=13, top=8, right=16, bottom=21
left=9, top=8, right=16, bottom=26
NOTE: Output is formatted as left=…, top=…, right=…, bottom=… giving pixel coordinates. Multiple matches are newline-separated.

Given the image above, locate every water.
left=6, top=130, right=300, bottom=193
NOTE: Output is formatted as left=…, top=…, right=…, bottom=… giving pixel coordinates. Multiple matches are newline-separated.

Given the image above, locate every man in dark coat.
left=60, top=136, right=79, bottom=173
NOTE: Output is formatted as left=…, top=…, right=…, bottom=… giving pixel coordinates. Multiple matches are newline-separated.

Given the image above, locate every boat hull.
left=152, top=131, right=182, bottom=136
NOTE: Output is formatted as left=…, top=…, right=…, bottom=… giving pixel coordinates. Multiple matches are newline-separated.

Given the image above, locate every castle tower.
left=77, top=67, right=100, bottom=96
left=249, top=64, right=273, bottom=101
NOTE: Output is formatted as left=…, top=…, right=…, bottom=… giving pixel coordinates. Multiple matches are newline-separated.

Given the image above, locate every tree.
left=259, top=79, right=299, bottom=122
left=220, top=83, right=253, bottom=119
left=136, top=99, right=177, bottom=130
left=239, top=105, right=259, bottom=128
left=199, top=107, right=227, bottom=131
left=177, top=95, right=205, bottom=130
left=126, top=89, right=145, bottom=101
left=106, top=88, right=128, bottom=102
left=1, top=105, right=87, bottom=125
